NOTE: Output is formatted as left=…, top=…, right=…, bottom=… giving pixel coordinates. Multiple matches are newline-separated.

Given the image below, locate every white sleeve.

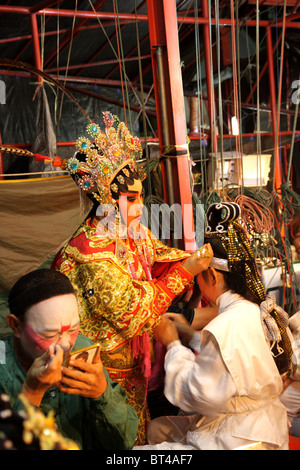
left=164, top=331, right=237, bottom=415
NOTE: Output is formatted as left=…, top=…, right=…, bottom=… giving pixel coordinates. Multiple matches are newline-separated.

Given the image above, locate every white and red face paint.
left=22, top=323, right=80, bottom=356
left=19, top=294, right=80, bottom=360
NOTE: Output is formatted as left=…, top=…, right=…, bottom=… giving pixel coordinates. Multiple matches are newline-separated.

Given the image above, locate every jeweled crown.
left=66, top=111, right=143, bottom=205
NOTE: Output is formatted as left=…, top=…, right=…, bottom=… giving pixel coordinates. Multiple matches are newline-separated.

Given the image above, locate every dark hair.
left=204, top=237, right=262, bottom=305
left=110, top=163, right=140, bottom=200
left=8, top=269, right=75, bottom=320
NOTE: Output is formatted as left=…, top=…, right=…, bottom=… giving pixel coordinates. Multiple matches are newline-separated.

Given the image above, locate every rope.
left=193, top=0, right=206, bottom=199
left=57, top=0, right=78, bottom=128
left=134, top=0, right=152, bottom=196
left=215, top=0, right=224, bottom=197
left=255, top=0, right=262, bottom=163
left=229, top=0, right=245, bottom=199
left=0, top=171, right=67, bottom=177
left=87, top=0, right=154, bottom=134
left=287, top=73, right=300, bottom=182
left=273, top=0, right=287, bottom=190
left=112, top=0, right=130, bottom=128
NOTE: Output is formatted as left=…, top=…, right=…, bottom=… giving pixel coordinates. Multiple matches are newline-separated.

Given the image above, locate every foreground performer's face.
left=117, top=178, right=144, bottom=229
left=15, top=294, right=79, bottom=361
left=293, top=229, right=300, bottom=258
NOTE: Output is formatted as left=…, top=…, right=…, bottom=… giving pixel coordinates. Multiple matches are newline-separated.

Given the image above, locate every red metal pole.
left=202, top=0, right=217, bottom=152
left=147, top=0, right=195, bottom=250
left=266, top=26, right=281, bottom=190
left=147, top=0, right=170, bottom=208
left=66, top=85, right=156, bottom=117
left=0, top=6, right=299, bottom=28
left=30, top=13, right=42, bottom=83
left=162, top=0, right=195, bottom=249
left=30, top=0, right=62, bottom=14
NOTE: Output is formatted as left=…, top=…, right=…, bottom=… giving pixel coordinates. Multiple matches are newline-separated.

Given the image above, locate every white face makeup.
left=117, top=179, right=144, bottom=228
left=294, top=230, right=300, bottom=257
left=20, top=294, right=80, bottom=360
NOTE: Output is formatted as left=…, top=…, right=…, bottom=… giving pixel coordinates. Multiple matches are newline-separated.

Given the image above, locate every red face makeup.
left=23, top=323, right=54, bottom=354
left=17, top=294, right=80, bottom=363
left=23, top=323, right=79, bottom=355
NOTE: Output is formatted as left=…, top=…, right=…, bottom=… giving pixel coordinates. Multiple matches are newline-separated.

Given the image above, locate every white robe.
left=139, top=291, right=289, bottom=450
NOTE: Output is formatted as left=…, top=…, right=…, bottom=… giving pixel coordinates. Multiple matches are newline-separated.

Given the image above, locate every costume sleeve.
left=83, top=368, right=138, bottom=450
left=163, top=332, right=237, bottom=415
left=62, top=258, right=194, bottom=350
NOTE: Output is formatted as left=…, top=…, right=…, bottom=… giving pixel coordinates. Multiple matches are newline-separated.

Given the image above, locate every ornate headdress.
left=66, top=111, right=144, bottom=206
left=204, top=202, right=294, bottom=376
left=205, top=202, right=265, bottom=301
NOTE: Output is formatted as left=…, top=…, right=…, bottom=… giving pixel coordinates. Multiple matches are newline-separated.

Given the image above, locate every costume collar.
left=216, top=290, right=245, bottom=314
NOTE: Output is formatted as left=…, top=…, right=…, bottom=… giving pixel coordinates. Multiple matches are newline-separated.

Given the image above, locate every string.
left=273, top=0, right=287, bottom=190
left=112, top=0, right=128, bottom=127
left=230, top=0, right=242, bottom=193
left=193, top=0, right=206, bottom=198
left=287, top=73, right=300, bottom=182
left=134, top=0, right=152, bottom=196
left=208, top=0, right=217, bottom=161
left=87, top=0, right=154, bottom=133
left=57, top=0, right=78, bottom=129
left=215, top=0, right=224, bottom=198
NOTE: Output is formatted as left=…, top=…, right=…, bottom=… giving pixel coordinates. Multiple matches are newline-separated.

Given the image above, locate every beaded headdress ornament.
left=205, top=202, right=265, bottom=302
left=66, top=111, right=144, bottom=206
left=205, top=202, right=293, bottom=375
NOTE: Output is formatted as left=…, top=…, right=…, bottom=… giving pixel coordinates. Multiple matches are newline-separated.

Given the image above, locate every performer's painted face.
left=117, top=178, right=144, bottom=229
left=293, top=229, right=300, bottom=258
left=19, top=294, right=79, bottom=360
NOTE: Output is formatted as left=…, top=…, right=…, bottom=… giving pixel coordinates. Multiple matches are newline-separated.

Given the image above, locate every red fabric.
left=289, top=435, right=300, bottom=450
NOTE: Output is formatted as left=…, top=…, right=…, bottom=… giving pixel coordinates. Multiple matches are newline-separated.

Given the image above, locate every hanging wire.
left=112, top=0, right=132, bottom=129
left=193, top=0, right=205, bottom=199
left=287, top=74, right=300, bottom=183
left=208, top=0, right=218, bottom=160
left=255, top=0, right=262, bottom=163
left=273, top=0, right=287, bottom=190
left=235, top=1, right=244, bottom=180
left=134, top=0, right=152, bottom=196
left=230, top=0, right=242, bottom=193
left=57, top=0, right=78, bottom=128
left=215, top=0, right=224, bottom=198
left=87, top=0, right=154, bottom=135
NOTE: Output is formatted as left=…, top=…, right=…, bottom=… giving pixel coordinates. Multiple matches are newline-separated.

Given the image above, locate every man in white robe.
left=135, top=202, right=291, bottom=451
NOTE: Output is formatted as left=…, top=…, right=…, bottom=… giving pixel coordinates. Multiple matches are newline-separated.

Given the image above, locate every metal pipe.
left=266, top=26, right=282, bottom=190
left=162, top=0, right=196, bottom=250
left=202, top=0, right=216, bottom=152
left=156, top=46, right=175, bottom=209
left=0, top=69, right=147, bottom=89
left=65, top=84, right=156, bottom=117
left=30, top=0, right=62, bottom=14
left=45, top=55, right=151, bottom=73
left=0, top=6, right=299, bottom=28
left=30, top=13, right=42, bottom=83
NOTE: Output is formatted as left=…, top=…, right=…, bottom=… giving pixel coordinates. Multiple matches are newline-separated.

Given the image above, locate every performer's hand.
left=59, top=346, right=107, bottom=399
left=22, top=344, right=64, bottom=406
left=163, top=312, right=195, bottom=343
left=182, top=243, right=213, bottom=277
left=154, top=316, right=180, bottom=348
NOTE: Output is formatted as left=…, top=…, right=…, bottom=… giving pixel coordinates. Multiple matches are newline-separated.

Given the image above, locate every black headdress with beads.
left=205, top=202, right=265, bottom=303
